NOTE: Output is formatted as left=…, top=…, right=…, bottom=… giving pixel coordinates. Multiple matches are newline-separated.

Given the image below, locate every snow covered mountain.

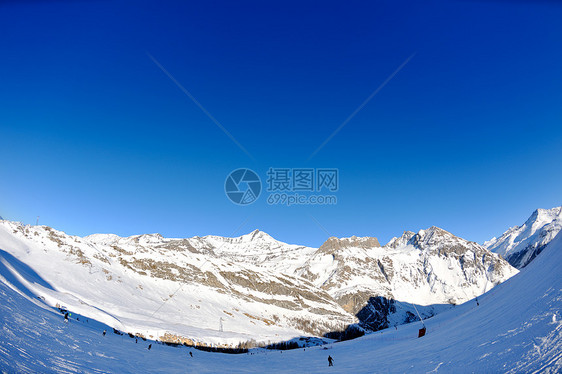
left=296, top=227, right=516, bottom=331
left=0, top=219, right=516, bottom=347
left=0, top=222, right=353, bottom=347
left=485, top=206, right=562, bottom=269
left=1, top=225, right=560, bottom=372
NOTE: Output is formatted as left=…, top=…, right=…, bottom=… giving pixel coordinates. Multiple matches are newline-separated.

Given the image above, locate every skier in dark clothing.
left=64, top=313, right=69, bottom=323
left=328, top=355, right=334, bottom=366
left=103, top=330, right=106, bottom=336
left=189, top=352, right=193, bottom=357
left=136, top=338, right=138, bottom=343
left=148, top=344, right=152, bottom=350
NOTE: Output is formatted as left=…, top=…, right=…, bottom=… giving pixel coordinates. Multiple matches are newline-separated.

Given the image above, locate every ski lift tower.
left=412, top=304, right=427, bottom=338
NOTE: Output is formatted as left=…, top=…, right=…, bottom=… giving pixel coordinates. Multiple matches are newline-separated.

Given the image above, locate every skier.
left=148, top=344, right=152, bottom=351
left=189, top=352, right=193, bottom=357
left=136, top=338, right=138, bottom=344
left=64, top=313, right=69, bottom=323
left=328, top=355, right=334, bottom=367
left=103, top=330, right=106, bottom=336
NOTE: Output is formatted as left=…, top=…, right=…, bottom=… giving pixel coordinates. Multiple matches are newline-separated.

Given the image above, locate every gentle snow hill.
left=0, top=230, right=561, bottom=372
left=486, top=206, right=562, bottom=268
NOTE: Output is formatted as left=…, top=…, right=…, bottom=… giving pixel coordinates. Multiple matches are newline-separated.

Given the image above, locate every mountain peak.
left=409, top=226, right=471, bottom=253
left=250, top=228, right=263, bottom=237
left=240, top=229, right=276, bottom=242
left=526, top=206, right=562, bottom=226
left=385, top=231, right=415, bottom=248
left=415, top=226, right=454, bottom=241
left=426, top=225, right=450, bottom=234
left=487, top=206, right=562, bottom=268
left=140, top=233, right=164, bottom=240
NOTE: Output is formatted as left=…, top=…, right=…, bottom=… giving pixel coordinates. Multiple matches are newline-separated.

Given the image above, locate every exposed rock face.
left=486, top=207, right=562, bottom=269
left=318, top=236, right=381, bottom=253
left=355, top=296, right=397, bottom=331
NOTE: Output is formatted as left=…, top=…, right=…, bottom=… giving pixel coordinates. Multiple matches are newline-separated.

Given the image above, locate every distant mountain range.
left=4, top=210, right=561, bottom=372
left=0, top=206, right=559, bottom=346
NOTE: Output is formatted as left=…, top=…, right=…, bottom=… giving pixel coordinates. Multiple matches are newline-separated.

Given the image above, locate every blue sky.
left=1, top=0, right=561, bottom=247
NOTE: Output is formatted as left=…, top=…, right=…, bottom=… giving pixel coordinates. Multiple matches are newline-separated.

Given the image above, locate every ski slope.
left=1, top=232, right=561, bottom=372
left=0, top=220, right=517, bottom=345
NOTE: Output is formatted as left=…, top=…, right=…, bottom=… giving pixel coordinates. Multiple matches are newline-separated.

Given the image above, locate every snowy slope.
left=1, top=229, right=560, bottom=373
left=0, top=222, right=352, bottom=347
left=0, top=219, right=515, bottom=348
left=486, top=206, right=562, bottom=268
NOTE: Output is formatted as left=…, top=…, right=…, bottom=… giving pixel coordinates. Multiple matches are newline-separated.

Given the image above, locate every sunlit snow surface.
left=1, top=232, right=561, bottom=373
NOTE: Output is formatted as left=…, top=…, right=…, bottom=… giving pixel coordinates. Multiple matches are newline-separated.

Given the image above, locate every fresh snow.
left=1, top=228, right=561, bottom=372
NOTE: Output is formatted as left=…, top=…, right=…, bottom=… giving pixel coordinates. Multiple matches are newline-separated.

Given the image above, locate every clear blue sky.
left=1, top=0, right=561, bottom=247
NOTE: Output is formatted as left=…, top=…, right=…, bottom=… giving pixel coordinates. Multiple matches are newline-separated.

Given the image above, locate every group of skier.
left=63, top=307, right=336, bottom=367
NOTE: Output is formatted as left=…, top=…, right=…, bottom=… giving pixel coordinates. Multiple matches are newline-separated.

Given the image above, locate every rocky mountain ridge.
left=486, top=206, right=562, bottom=268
